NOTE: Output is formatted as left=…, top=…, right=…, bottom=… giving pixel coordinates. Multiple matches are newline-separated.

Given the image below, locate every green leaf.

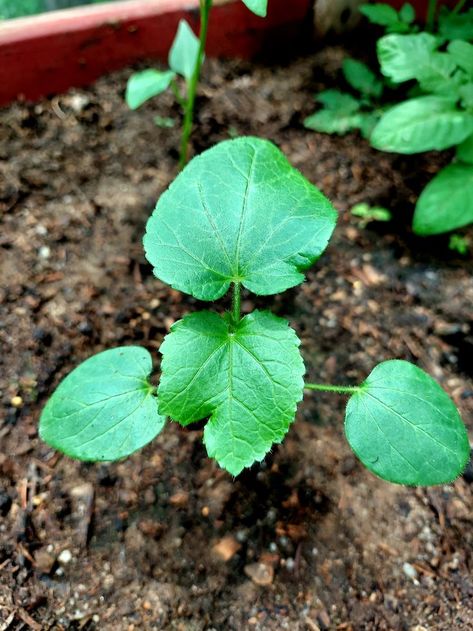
left=342, top=59, right=383, bottom=98
left=439, top=8, right=473, bottom=41
left=449, top=234, right=470, bottom=256
left=39, top=347, right=165, bottom=461
left=168, top=19, right=200, bottom=81
left=359, top=111, right=381, bottom=139
left=457, top=133, right=473, bottom=164
left=158, top=310, right=305, bottom=475
left=304, top=110, right=364, bottom=135
left=416, top=52, right=458, bottom=94
left=144, top=137, right=337, bottom=300
left=371, top=96, right=473, bottom=153
left=345, top=360, right=469, bottom=485
left=360, top=3, right=400, bottom=27
left=241, top=0, right=267, bottom=17
left=399, top=3, right=415, bottom=24
left=413, top=163, right=473, bottom=235
left=377, top=33, right=438, bottom=83
left=315, top=89, right=361, bottom=113
left=448, top=40, right=473, bottom=77
left=125, top=69, right=175, bottom=110
left=460, top=83, right=473, bottom=110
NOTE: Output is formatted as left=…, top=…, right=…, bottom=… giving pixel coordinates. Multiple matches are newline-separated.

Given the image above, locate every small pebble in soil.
left=58, top=549, right=73, bottom=565
left=244, top=561, right=274, bottom=586
left=39, top=246, right=51, bottom=259
left=10, top=396, right=23, bottom=408
left=402, top=562, right=419, bottom=583
left=212, top=536, right=241, bottom=562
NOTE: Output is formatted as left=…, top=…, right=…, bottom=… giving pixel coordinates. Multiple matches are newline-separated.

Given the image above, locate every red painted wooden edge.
left=0, top=0, right=312, bottom=106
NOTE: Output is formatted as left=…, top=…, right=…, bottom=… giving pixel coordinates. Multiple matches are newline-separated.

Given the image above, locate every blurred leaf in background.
left=0, top=0, right=109, bottom=19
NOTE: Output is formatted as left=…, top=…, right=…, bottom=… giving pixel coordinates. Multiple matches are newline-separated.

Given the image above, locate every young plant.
left=305, top=1, right=473, bottom=238
left=125, top=0, right=268, bottom=169
left=449, top=233, right=470, bottom=255
left=304, top=59, right=386, bottom=138
left=40, top=137, right=470, bottom=487
left=351, top=202, right=392, bottom=227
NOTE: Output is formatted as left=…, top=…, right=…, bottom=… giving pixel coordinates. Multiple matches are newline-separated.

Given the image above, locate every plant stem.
left=304, top=383, right=361, bottom=395
left=178, top=0, right=212, bottom=170
left=452, top=0, right=467, bottom=14
left=231, top=282, right=241, bottom=326
left=426, top=0, right=438, bottom=31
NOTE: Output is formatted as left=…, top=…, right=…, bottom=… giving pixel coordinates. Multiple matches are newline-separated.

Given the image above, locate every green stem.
left=231, top=282, right=241, bottom=326
left=452, top=0, right=467, bottom=14
left=426, top=0, right=438, bottom=31
left=178, top=0, right=212, bottom=170
left=304, top=383, right=361, bottom=395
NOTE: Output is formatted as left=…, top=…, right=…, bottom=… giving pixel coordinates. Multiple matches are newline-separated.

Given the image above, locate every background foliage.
left=0, top=0, right=107, bottom=19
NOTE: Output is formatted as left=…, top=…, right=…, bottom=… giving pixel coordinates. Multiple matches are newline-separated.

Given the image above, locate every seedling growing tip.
left=40, top=137, right=470, bottom=486
left=125, top=0, right=268, bottom=168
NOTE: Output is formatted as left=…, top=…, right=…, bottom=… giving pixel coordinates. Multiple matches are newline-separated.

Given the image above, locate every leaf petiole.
left=304, top=383, right=362, bottom=395
left=231, top=281, right=241, bottom=326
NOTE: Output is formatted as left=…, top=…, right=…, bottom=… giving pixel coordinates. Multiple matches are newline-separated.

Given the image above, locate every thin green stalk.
left=178, top=0, right=212, bottom=169
left=304, top=383, right=361, bottom=395
left=452, top=0, right=467, bottom=14
left=231, top=282, right=241, bottom=326
left=426, top=0, right=438, bottom=31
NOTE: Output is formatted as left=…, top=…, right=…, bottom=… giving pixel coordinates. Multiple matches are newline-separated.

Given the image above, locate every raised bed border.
left=0, top=0, right=312, bottom=106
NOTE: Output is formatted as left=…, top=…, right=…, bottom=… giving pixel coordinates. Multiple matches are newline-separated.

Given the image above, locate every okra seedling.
left=125, top=0, right=268, bottom=168
left=40, top=137, right=470, bottom=486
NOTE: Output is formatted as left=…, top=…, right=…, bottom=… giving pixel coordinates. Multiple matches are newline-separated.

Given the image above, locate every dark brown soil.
left=1, top=44, right=473, bottom=630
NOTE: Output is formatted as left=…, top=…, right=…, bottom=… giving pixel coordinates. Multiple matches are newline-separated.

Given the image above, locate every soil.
left=1, top=39, right=473, bottom=630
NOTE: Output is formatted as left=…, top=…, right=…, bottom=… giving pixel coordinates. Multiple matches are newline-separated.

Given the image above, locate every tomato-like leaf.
left=371, top=96, right=473, bottom=153
left=413, top=163, right=473, bottom=235
left=342, top=59, right=383, bottom=98
left=377, top=33, right=438, bottom=83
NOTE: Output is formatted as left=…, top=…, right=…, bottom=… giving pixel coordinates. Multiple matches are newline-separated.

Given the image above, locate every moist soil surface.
left=1, top=41, right=473, bottom=630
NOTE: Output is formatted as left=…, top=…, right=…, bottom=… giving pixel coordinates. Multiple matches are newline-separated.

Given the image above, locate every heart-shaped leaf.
left=144, top=137, right=337, bottom=300
left=40, top=347, right=165, bottom=461
left=413, top=163, right=473, bottom=235
left=158, top=310, right=305, bottom=475
left=125, top=69, right=176, bottom=110
left=168, top=19, right=200, bottom=81
left=345, top=360, right=469, bottom=485
left=242, top=0, right=267, bottom=18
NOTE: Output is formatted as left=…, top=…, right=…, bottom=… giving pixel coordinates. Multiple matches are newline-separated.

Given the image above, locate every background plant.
left=305, top=1, right=473, bottom=237
left=40, top=137, right=469, bottom=487
left=125, top=0, right=268, bottom=169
